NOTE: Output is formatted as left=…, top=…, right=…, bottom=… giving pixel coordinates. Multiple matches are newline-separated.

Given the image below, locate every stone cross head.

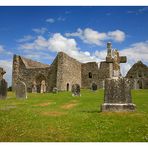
left=0, top=67, right=6, bottom=80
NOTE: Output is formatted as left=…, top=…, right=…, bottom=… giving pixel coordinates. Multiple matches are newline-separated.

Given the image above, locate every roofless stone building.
left=12, top=42, right=148, bottom=92
left=126, top=61, right=148, bottom=89
left=12, top=44, right=114, bottom=93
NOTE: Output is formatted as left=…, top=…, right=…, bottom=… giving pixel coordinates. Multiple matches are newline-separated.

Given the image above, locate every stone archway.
left=35, top=74, right=46, bottom=93
left=66, top=83, right=69, bottom=91
left=137, top=79, right=143, bottom=89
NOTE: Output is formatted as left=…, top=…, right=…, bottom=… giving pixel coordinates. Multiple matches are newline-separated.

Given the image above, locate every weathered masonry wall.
left=56, top=52, right=81, bottom=91
left=126, top=61, right=148, bottom=89
left=47, top=55, right=58, bottom=92
left=81, top=62, right=99, bottom=89
left=81, top=61, right=110, bottom=89
left=12, top=55, right=50, bottom=92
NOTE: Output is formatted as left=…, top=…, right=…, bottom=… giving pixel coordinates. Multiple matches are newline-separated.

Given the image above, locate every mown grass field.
left=0, top=89, right=148, bottom=142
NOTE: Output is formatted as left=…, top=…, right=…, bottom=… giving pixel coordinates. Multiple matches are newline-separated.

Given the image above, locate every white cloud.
left=19, top=36, right=48, bottom=50
left=48, top=33, right=78, bottom=52
left=0, top=60, right=12, bottom=86
left=46, top=18, right=55, bottom=23
left=19, top=33, right=99, bottom=63
left=17, top=35, right=34, bottom=43
left=65, top=28, right=126, bottom=46
left=32, top=27, right=48, bottom=34
left=120, top=41, right=148, bottom=63
left=48, top=33, right=98, bottom=63
left=108, top=30, right=125, bottom=42
left=83, top=28, right=107, bottom=45
left=65, top=28, right=107, bottom=46
left=94, top=50, right=107, bottom=61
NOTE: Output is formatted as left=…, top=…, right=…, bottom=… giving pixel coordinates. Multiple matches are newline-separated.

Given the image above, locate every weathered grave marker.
left=15, top=80, right=27, bottom=99
left=71, top=84, right=81, bottom=96
left=101, top=42, right=136, bottom=112
left=0, top=68, right=7, bottom=100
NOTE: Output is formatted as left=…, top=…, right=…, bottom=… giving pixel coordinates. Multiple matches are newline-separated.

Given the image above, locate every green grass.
left=0, top=89, right=148, bottom=142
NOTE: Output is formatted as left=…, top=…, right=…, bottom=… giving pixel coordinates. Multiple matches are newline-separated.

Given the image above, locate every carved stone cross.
left=0, top=68, right=6, bottom=80
left=106, top=42, right=127, bottom=77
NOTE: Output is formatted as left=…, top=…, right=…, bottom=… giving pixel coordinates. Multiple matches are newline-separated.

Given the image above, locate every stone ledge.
left=101, top=103, right=136, bottom=112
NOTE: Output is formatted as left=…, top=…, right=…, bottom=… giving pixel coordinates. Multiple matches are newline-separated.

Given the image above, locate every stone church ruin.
left=126, top=61, right=148, bottom=89
left=12, top=42, right=148, bottom=93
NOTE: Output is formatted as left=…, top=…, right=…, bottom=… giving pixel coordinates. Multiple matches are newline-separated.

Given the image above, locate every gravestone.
left=91, top=83, right=97, bottom=91
left=71, top=84, right=81, bottom=96
left=101, top=42, right=136, bottom=112
left=40, top=80, right=46, bottom=93
left=15, top=80, right=27, bottom=99
left=53, top=87, right=58, bottom=94
left=0, top=68, right=7, bottom=100
left=32, top=81, right=37, bottom=93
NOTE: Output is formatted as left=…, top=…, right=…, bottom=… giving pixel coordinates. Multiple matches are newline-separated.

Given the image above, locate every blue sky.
left=0, top=6, right=148, bottom=86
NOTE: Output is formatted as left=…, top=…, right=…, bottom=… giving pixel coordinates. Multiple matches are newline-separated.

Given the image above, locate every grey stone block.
left=101, top=77, right=136, bottom=112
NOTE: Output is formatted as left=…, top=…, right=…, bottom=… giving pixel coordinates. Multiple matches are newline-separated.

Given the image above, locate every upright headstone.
left=15, top=80, right=27, bottom=99
left=71, top=84, right=81, bottom=96
left=53, top=87, right=58, bottom=94
left=40, top=80, right=46, bottom=93
left=0, top=68, right=7, bottom=100
left=91, top=83, right=97, bottom=91
left=101, top=42, right=136, bottom=112
left=32, top=81, right=37, bottom=93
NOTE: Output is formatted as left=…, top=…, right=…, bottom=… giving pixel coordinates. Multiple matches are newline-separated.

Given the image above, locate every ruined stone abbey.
left=12, top=43, right=148, bottom=92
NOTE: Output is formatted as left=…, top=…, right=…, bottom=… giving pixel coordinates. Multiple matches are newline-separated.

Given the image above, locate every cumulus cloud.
left=32, top=27, right=48, bottom=34
left=120, top=41, right=148, bottom=63
left=108, top=30, right=125, bottom=42
left=48, top=33, right=78, bottom=52
left=65, top=28, right=107, bottom=46
left=65, top=28, right=126, bottom=45
left=0, top=60, right=12, bottom=86
left=46, top=18, right=55, bottom=23
left=19, top=36, right=48, bottom=50
left=119, top=41, right=148, bottom=76
left=82, top=28, right=107, bottom=45
left=19, top=33, right=99, bottom=63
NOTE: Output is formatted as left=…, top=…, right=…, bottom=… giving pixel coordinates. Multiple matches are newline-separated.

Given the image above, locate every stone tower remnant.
left=101, top=42, right=136, bottom=112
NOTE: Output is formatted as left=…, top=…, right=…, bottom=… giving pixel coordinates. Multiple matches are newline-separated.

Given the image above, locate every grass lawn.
left=0, top=89, right=148, bottom=142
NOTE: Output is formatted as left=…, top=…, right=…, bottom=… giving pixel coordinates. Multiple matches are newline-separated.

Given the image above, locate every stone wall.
left=126, top=61, right=148, bottom=89
left=12, top=55, right=50, bottom=92
left=56, top=52, right=81, bottom=91
left=12, top=52, right=148, bottom=93
left=81, top=62, right=99, bottom=89
left=81, top=61, right=110, bottom=89
left=47, top=55, right=58, bottom=92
